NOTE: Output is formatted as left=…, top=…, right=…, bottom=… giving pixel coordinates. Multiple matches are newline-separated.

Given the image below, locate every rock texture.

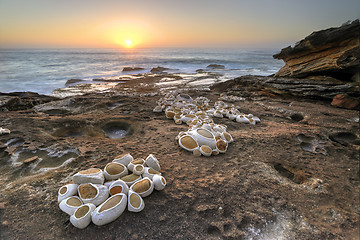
left=0, top=92, right=58, bottom=111
left=273, top=20, right=360, bottom=81
left=0, top=83, right=359, bottom=239
left=211, top=75, right=360, bottom=103
left=331, top=93, right=360, bottom=109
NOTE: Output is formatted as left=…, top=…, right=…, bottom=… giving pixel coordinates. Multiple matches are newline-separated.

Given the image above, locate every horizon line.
left=0, top=45, right=287, bottom=50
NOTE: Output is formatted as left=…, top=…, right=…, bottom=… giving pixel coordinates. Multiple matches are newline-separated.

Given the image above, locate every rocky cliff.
left=273, top=20, right=360, bottom=82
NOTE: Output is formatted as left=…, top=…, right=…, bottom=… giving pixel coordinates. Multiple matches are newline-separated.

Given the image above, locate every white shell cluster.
left=58, top=153, right=166, bottom=229
left=218, top=93, right=245, bottom=102
left=153, top=93, right=260, bottom=156
left=176, top=125, right=232, bottom=156
left=0, top=127, right=10, bottom=135
left=214, top=100, right=261, bottom=125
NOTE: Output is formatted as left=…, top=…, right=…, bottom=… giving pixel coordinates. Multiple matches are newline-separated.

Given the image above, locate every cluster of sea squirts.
left=153, top=93, right=260, bottom=156
left=57, top=153, right=166, bottom=229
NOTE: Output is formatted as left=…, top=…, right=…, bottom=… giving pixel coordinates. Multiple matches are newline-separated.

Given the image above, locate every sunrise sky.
left=0, top=0, right=359, bottom=48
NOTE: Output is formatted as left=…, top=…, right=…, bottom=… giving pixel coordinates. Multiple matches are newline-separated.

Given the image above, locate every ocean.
left=0, top=48, right=284, bottom=95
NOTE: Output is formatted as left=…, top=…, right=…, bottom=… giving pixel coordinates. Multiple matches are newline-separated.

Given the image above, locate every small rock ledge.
left=211, top=75, right=359, bottom=104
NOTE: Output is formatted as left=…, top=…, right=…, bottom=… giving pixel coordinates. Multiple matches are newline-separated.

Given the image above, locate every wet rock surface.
left=0, top=75, right=359, bottom=239
left=51, top=71, right=228, bottom=99
left=207, top=64, right=225, bottom=69
left=102, top=121, right=133, bottom=139
left=122, top=67, right=145, bottom=72
left=65, top=79, right=88, bottom=87
left=150, top=66, right=170, bottom=73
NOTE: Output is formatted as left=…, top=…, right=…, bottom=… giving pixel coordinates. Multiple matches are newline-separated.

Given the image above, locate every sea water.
left=0, top=48, right=284, bottom=95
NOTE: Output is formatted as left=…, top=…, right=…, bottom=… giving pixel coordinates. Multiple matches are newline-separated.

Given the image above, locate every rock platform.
left=0, top=75, right=359, bottom=239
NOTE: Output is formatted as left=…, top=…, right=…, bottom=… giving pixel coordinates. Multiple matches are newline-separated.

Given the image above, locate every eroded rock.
left=210, top=75, right=359, bottom=100
left=273, top=20, right=360, bottom=81
left=0, top=88, right=359, bottom=239
left=331, top=93, right=360, bottom=109
left=0, top=92, right=58, bottom=111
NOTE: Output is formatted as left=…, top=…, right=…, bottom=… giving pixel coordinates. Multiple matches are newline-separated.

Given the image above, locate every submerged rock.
left=273, top=20, right=360, bottom=81
left=150, top=66, right=169, bottom=73
left=23, top=156, right=39, bottom=164
left=207, top=64, right=225, bottom=69
left=122, top=67, right=145, bottom=72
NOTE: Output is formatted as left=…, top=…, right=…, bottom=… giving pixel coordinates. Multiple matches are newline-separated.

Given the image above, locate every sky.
left=0, top=0, right=359, bottom=48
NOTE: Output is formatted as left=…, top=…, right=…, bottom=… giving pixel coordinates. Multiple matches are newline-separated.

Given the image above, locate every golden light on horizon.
left=112, top=31, right=143, bottom=48
left=91, top=19, right=163, bottom=48
left=112, top=32, right=138, bottom=48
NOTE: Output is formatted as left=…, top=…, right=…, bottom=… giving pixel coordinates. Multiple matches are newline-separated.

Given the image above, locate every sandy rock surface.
left=0, top=76, right=359, bottom=239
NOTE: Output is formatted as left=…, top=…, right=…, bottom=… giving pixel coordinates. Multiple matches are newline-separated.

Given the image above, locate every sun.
left=125, top=39, right=133, bottom=48
left=111, top=30, right=141, bottom=48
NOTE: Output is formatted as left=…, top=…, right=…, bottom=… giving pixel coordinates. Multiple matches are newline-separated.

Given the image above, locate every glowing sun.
left=125, top=39, right=133, bottom=48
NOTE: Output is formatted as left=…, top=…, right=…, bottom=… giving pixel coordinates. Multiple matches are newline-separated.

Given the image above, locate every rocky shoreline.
left=1, top=75, right=359, bottom=239
left=0, top=21, right=359, bottom=239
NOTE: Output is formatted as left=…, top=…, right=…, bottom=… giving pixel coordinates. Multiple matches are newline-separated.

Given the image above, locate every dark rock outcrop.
left=150, top=66, right=169, bottom=73
left=0, top=92, right=58, bottom=111
left=122, top=67, right=145, bottom=72
left=273, top=20, right=360, bottom=81
left=65, top=79, right=87, bottom=87
left=210, top=75, right=359, bottom=101
left=207, top=64, right=225, bottom=69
